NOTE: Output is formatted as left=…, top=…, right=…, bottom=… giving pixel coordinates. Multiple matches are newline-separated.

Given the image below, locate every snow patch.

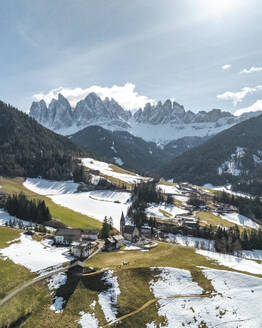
left=50, top=296, right=65, bottom=313
left=0, top=208, right=55, bottom=232
left=78, top=311, right=100, bottom=328
left=217, top=147, right=245, bottom=176
left=165, top=233, right=215, bottom=251
left=48, top=272, right=67, bottom=293
left=238, top=249, right=262, bottom=261
left=0, top=234, right=73, bottom=272
left=81, top=157, right=147, bottom=184
left=146, top=203, right=188, bottom=220
left=219, top=212, right=260, bottom=230
left=113, top=157, right=124, bottom=166
left=196, top=249, right=262, bottom=275
left=150, top=267, right=202, bottom=298
left=98, top=270, right=120, bottom=322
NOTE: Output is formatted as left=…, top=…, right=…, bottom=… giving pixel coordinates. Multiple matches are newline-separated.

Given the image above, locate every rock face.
left=29, top=92, right=259, bottom=141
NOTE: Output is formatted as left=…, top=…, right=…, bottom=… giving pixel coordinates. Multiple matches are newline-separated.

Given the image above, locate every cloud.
left=32, top=83, right=155, bottom=110
left=240, top=66, right=262, bottom=74
left=222, top=64, right=231, bottom=71
left=234, top=99, right=262, bottom=116
left=217, top=85, right=262, bottom=106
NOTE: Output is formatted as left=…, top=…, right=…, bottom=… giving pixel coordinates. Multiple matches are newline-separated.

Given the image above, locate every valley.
left=1, top=151, right=262, bottom=327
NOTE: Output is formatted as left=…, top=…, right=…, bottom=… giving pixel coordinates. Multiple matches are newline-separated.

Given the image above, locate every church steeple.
left=120, top=212, right=125, bottom=235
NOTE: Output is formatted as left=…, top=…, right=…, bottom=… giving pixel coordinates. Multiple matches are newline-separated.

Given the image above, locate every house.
left=55, top=229, right=82, bottom=245
left=82, top=229, right=99, bottom=241
left=55, top=228, right=99, bottom=245
left=104, top=235, right=124, bottom=251
left=71, top=242, right=93, bottom=259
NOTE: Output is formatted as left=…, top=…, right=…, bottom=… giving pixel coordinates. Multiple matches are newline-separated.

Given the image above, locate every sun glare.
left=200, top=0, right=239, bottom=18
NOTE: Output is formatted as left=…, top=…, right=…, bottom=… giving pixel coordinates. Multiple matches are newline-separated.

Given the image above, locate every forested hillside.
left=159, top=113, right=262, bottom=195
left=70, top=125, right=207, bottom=174
left=0, top=101, right=86, bottom=180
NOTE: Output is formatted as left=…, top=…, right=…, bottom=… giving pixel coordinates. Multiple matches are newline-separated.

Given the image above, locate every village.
left=0, top=181, right=241, bottom=264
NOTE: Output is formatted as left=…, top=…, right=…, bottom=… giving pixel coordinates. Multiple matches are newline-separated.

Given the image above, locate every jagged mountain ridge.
left=29, top=92, right=255, bottom=144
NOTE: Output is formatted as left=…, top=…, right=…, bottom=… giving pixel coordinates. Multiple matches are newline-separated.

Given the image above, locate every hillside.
left=0, top=101, right=86, bottom=180
left=70, top=125, right=207, bottom=174
left=159, top=113, right=262, bottom=195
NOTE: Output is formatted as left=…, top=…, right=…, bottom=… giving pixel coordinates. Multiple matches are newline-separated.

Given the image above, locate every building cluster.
left=55, top=228, right=99, bottom=259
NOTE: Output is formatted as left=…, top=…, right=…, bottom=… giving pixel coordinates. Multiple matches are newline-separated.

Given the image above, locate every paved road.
left=0, top=240, right=104, bottom=307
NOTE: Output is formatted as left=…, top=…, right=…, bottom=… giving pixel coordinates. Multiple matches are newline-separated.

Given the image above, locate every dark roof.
left=106, top=237, right=116, bottom=244
left=82, top=229, right=100, bottom=235
left=124, top=226, right=136, bottom=234
left=55, top=228, right=82, bottom=237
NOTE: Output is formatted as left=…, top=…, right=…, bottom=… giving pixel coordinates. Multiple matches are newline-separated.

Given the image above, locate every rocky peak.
left=30, top=100, right=48, bottom=124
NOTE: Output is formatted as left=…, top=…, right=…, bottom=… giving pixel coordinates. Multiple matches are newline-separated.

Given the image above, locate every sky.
left=1, top=0, right=262, bottom=115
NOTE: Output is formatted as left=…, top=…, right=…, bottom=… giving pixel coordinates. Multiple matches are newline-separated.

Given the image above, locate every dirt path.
left=0, top=241, right=104, bottom=307
left=103, top=293, right=212, bottom=327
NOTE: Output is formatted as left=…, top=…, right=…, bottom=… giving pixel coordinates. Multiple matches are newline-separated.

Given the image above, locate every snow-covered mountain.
left=30, top=93, right=260, bottom=144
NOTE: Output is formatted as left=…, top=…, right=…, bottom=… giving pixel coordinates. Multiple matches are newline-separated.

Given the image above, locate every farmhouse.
left=55, top=228, right=99, bottom=245
left=70, top=242, right=93, bottom=259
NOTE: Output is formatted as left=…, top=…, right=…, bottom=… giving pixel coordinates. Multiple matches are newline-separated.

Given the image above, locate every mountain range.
left=30, top=92, right=258, bottom=144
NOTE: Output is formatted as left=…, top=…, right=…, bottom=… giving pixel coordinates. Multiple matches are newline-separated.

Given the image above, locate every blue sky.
left=1, top=0, right=262, bottom=115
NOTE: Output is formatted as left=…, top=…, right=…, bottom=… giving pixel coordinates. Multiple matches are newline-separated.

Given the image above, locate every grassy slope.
left=0, top=227, right=35, bottom=300
left=0, top=177, right=101, bottom=229
left=1, top=242, right=261, bottom=327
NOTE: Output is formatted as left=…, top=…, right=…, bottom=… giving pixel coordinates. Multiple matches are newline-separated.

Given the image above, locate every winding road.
left=0, top=240, right=104, bottom=307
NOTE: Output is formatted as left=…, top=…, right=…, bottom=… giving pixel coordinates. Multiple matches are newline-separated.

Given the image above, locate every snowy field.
left=173, top=195, right=189, bottom=204
left=81, top=157, right=147, bottom=184
left=24, top=178, right=131, bottom=230
left=150, top=267, right=262, bottom=327
left=156, top=184, right=181, bottom=195
left=88, top=190, right=131, bottom=203
left=50, top=191, right=130, bottom=230
left=239, top=249, right=262, bottom=261
left=196, top=249, right=262, bottom=275
left=146, top=203, right=188, bottom=220
left=165, top=233, right=215, bottom=251
left=0, top=234, right=73, bottom=272
left=203, top=183, right=252, bottom=199
left=215, top=212, right=260, bottom=230
left=0, top=208, right=55, bottom=232
left=150, top=267, right=202, bottom=298
left=24, top=178, right=79, bottom=195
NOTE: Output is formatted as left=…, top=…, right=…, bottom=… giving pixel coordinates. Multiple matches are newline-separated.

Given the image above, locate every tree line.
left=182, top=221, right=262, bottom=253
left=214, top=191, right=262, bottom=224
left=4, top=193, right=51, bottom=224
